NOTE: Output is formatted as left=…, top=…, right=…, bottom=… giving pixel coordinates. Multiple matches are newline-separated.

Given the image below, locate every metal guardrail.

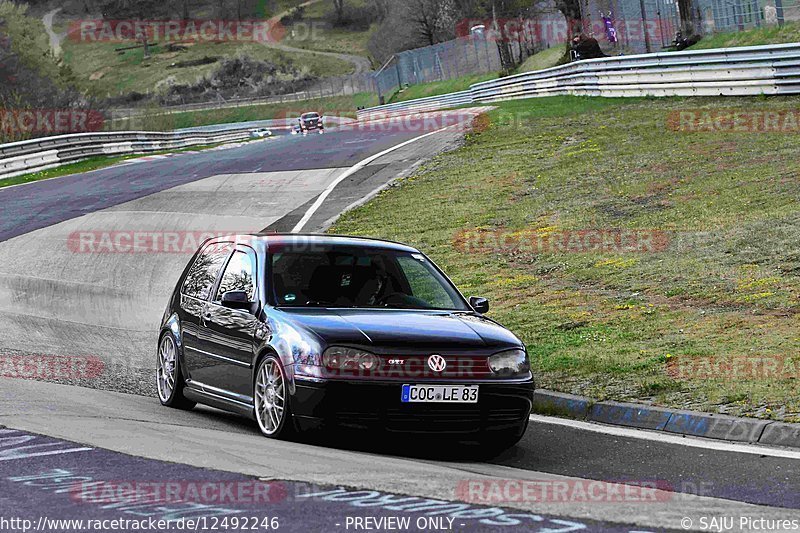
left=0, top=116, right=359, bottom=181
left=112, top=89, right=323, bottom=119
left=0, top=126, right=254, bottom=181
left=358, top=43, right=800, bottom=120
left=357, top=91, right=473, bottom=120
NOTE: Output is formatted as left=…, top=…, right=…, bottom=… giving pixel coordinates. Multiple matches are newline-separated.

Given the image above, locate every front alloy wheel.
left=254, top=356, right=293, bottom=438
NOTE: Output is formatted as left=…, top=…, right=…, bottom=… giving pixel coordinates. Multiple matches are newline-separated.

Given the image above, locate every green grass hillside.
left=281, top=0, right=376, bottom=58
left=388, top=73, right=498, bottom=104
left=518, top=46, right=565, bottom=72
left=332, top=95, right=800, bottom=422
left=62, top=39, right=354, bottom=97
left=135, top=93, right=378, bottom=131
left=54, top=0, right=374, bottom=97
left=691, top=21, right=800, bottom=49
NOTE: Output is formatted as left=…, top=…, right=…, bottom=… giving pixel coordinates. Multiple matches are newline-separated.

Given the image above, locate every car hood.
left=276, top=308, right=522, bottom=354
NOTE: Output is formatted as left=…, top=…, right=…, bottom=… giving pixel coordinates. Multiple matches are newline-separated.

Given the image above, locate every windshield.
left=270, top=247, right=468, bottom=310
left=301, top=113, right=320, bottom=119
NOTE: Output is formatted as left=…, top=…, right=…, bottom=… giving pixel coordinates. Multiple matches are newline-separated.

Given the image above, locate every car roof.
left=209, top=233, right=420, bottom=253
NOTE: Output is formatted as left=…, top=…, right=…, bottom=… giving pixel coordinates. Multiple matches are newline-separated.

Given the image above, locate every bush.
left=280, top=5, right=306, bottom=25
left=166, top=56, right=219, bottom=69
left=0, top=1, right=101, bottom=142
left=327, top=4, right=376, bottom=32
left=367, top=18, right=420, bottom=64
left=158, top=55, right=318, bottom=105
left=105, top=91, right=148, bottom=107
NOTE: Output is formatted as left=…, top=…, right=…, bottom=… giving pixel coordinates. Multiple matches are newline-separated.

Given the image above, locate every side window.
left=182, top=243, right=234, bottom=300
left=215, top=249, right=257, bottom=303
left=396, top=254, right=458, bottom=309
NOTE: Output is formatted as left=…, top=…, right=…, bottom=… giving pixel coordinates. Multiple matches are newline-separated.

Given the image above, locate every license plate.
left=401, top=384, right=479, bottom=403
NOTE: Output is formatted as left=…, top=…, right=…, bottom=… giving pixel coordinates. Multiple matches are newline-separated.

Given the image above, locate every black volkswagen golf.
left=157, top=234, right=534, bottom=450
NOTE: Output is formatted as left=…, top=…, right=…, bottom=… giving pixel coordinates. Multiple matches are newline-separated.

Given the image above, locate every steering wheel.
left=375, top=292, right=406, bottom=306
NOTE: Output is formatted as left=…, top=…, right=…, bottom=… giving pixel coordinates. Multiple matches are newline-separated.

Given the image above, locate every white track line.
left=291, top=126, right=455, bottom=233
left=529, top=414, right=800, bottom=460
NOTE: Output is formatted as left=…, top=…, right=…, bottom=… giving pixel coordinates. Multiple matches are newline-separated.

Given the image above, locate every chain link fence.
left=552, top=0, right=800, bottom=54
left=373, top=35, right=508, bottom=104
left=696, top=0, right=800, bottom=32
left=574, top=0, right=680, bottom=53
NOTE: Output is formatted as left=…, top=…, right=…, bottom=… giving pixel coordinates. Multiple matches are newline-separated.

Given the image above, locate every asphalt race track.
left=0, top=428, right=642, bottom=533
left=1, top=112, right=799, bottom=532
left=0, top=113, right=474, bottom=393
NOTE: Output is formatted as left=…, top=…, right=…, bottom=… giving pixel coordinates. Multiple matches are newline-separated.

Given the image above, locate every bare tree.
left=475, top=0, right=534, bottom=71
left=368, top=0, right=392, bottom=22
left=553, top=0, right=582, bottom=37
left=101, top=0, right=169, bottom=58
left=333, top=0, right=345, bottom=23
left=400, top=0, right=457, bottom=46
left=677, top=0, right=700, bottom=38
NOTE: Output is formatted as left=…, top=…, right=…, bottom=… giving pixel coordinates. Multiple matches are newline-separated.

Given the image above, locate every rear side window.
left=215, top=249, right=257, bottom=302
left=182, top=243, right=234, bottom=300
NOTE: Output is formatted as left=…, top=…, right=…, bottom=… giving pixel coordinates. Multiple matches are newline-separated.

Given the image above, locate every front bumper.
left=292, top=379, right=534, bottom=435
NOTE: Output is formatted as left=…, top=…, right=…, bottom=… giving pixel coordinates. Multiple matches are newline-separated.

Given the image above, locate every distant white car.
left=249, top=128, right=273, bottom=139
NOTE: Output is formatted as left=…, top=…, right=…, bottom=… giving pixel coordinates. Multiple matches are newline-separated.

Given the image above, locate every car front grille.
left=334, top=400, right=531, bottom=434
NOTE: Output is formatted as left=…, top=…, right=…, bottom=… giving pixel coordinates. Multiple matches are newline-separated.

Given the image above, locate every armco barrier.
left=357, top=91, right=474, bottom=121
left=358, top=42, right=800, bottom=120
left=0, top=116, right=360, bottom=181
left=0, top=128, right=253, bottom=181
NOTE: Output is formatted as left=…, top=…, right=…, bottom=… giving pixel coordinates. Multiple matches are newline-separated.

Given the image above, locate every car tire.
left=156, top=333, right=196, bottom=410
left=254, top=355, right=296, bottom=439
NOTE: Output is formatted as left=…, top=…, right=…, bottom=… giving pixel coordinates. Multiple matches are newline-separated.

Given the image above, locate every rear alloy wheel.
left=254, top=356, right=294, bottom=438
left=156, top=333, right=195, bottom=410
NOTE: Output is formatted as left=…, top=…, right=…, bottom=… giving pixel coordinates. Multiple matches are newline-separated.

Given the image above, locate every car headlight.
left=488, top=349, right=529, bottom=376
left=323, top=346, right=380, bottom=371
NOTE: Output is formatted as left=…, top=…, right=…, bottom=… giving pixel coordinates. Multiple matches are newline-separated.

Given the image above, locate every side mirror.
left=221, top=291, right=254, bottom=311
left=469, top=296, right=489, bottom=314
